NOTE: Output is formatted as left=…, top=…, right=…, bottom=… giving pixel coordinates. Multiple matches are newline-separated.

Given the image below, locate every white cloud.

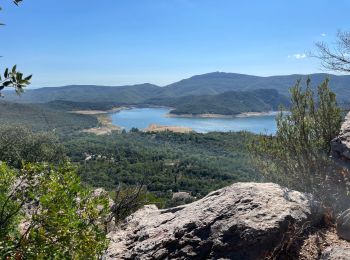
left=288, top=53, right=307, bottom=59
left=321, top=33, right=326, bottom=37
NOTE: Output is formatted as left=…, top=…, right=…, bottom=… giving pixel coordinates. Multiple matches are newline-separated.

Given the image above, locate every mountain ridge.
left=161, top=72, right=350, bottom=98
left=4, top=72, right=350, bottom=104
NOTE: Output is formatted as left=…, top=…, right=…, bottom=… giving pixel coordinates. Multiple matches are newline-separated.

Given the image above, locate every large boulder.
left=104, top=182, right=322, bottom=259
left=337, top=208, right=350, bottom=241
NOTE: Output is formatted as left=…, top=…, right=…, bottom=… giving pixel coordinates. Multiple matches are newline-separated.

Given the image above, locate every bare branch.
left=314, top=31, right=350, bottom=73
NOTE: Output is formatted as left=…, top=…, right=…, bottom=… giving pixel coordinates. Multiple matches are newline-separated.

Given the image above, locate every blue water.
left=110, top=107, right=277, bottom=134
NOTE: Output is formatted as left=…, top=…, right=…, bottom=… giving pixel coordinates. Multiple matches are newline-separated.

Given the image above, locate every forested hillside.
left=4, top=83, right=161, bottom=104
left=148, top=89, right=290, bottom=115
left=4, top=72, right=350, bottom=103
left=162, top=72, right=350, bottom=101
left=64, top=131, right=258, bottom=206
left=0, top=101, right=98, bottom=133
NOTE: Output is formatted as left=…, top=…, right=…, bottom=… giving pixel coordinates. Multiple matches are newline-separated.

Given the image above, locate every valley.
left=0, top=72, right=284, bottom=207
left=1, top=72, right=348, bottom=136
left=109, top=107, right=277, bottom=134
left=2, top=1, right=350, bottom=258
left=64, top=130, right=259, bottom=207
left=0, top=72, right=346, bottom=208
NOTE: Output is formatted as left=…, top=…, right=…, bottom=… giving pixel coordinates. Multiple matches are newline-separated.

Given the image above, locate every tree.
left=0, top=2, right=110, bottom=258
left=251, top=79, right=349, bottom=211
left=0, top=0, right=31, bottom=96
left=315, top=31, right=350, bottom=73
left=0, top=125, right=66, bottom=168
left=0, top=162, right=109, bottom=259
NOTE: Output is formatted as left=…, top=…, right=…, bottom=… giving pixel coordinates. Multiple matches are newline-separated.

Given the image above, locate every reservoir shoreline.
left=71, top=106, right=279, bottom=119
left=166, top=111, right=279, bottom=119
left=109, top=107, right=278, bottom=134
left=72, top=107, right=278, bottom=135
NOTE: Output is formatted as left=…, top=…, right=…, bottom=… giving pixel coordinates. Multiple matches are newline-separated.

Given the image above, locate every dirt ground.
left=143, top=124, right=193, bottom=133
left=81, top=114, right=121, bottom=135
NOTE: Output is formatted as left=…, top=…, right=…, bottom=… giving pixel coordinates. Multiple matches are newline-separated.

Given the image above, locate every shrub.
left=0, top=162, right=109, bottom=259
left=251, top=79, right=349, bottom=211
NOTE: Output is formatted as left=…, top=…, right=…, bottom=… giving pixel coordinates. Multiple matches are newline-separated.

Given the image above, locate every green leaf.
left=16, top=72, right=23, bottom=81
left=24, top=75, right=32, bottom=81
left=3, top=81, right=12, bottom=87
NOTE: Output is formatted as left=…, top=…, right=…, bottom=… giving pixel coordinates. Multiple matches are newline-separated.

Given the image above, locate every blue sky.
left=0, top=0, right=349, bottom=87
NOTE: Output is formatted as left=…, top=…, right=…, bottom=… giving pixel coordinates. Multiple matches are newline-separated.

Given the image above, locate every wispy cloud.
left=288, top=53, right=307, bottom=59
left=321, top=33, right=326, bottom=37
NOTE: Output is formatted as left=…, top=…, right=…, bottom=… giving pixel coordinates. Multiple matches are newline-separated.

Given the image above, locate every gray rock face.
left=331, top=112, right=350, bottom=160
left=337, top=208, right=350, bottom=241
left=321, top=246, right=350, bottom=260
left=105, top=182, right=322, bottom=260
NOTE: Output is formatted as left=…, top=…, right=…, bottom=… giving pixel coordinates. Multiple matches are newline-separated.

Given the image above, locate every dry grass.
left=299, top=227, right=350, bottom=259
left=143, top=124, right=193, bottom=133
left=81, top=114, right=121, bottom=135
left=70, top=110, right=108, bottom=115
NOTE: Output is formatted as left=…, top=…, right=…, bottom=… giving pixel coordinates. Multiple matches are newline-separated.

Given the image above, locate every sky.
left=0, top=0, right=349, bottom=88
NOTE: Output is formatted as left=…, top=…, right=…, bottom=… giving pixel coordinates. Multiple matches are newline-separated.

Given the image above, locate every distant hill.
left=147, top=89, right=290, bottom=115
left=3, top=72, right=350, bottom=104
left=0, top=101, right=98, bottom=133
left=161, top=72, right=350, bottom=102
left=4, top=83, right=161, bottom=104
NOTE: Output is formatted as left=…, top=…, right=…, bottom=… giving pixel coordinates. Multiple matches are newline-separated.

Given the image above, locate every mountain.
left=161, top=72, right=350, bottom=102
left=4, top=83, right=161, bottom=104
left=147, top=89, right=290, bottom=115
left=4, top=72, right=350, bottom=105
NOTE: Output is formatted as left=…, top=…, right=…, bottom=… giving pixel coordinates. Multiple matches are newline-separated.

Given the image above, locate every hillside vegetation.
left=162, top=72, right=350, bottom=101
left=0, top=101, right=98, bottom=134
left=4, top=83, right=161, bottom=104
left=4, top=72, right=350, bottom=103
left=3, top=72, right=349, bottom=117
left=148, top=89, right=290, bottom=115
left=64, top=131, right=258, bottom=206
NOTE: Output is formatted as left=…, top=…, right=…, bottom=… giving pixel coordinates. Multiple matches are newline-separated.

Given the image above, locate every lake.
left=110, top=107, right=277, bottom=134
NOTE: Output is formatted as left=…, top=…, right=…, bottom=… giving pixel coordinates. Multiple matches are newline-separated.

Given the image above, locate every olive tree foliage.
left=0, top=0, right=31, bottom=96
left=315, top=31, right=350, bottom=73
left=0, top=125, right=66, bottom=168
left=0, top=2, right=109, bottom=258
left=250, top=79, right=350, bottom=211
left=0, top=127, right=110, bottom=258
left=0, top=162, right=109, bottom=259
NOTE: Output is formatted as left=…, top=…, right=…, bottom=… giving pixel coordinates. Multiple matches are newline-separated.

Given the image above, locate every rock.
left=337, top=208, right=350, bottom=241
left=321, top=246, right=350, bottom=260
left=172, top=191, right=192, bottom=201
left=331, top=112, right=350, bottom=160
left=104, top=182, right=322, bottom=260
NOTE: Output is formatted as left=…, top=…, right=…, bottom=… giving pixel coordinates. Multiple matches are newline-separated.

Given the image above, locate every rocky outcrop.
left=105, top=182, right=322, bottom=259
left=331, top=112, right=350, bottom=160
left=337, top=208, right=350, bottom=241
